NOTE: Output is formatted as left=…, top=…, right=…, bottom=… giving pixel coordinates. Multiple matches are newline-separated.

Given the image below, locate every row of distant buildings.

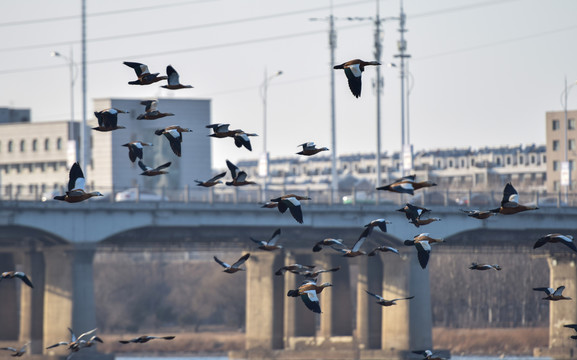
left=0, top=98, right=573, bottom=201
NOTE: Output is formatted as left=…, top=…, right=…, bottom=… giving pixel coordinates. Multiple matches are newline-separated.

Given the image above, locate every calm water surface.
left=118, top=357, right=550, bottom=360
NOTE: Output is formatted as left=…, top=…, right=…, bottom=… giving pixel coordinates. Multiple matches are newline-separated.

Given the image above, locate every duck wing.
left=166, top=65, right=181, bottom=86
left=207, top=172, right=227, bottom=183
left=414, top=241, right=431, bottom=269
left=501, top=182, right=519, bottom=206
left=365, top=289, right=384, bottom=301
left=15, top=272, right=34, bottom=288
left=231, top=253, right=250, bottom=268
left=282, top=198, right=303, bottom=223
left=226, top=160, right=239, bottom=179
left=559, top=236, right=577, bottom=252
left=164, top=129, right=182, bottom=157
left=344, top=65, right=362, bottom=98
left=300, top=290, right=321, bottom=313
left=213, top=256, right=231, bottom=269
left=123, top=61, right=149, bottom=77
left=267, top=228, right=281, bottom=245
left=153, top=162, right=172, bottom=171
left=234, top=133, right=253, bottom=151
left=351, top=227, right=370, bottom=252
left=533, top=287, right=554, bottom=295
left=68, top=162, right=85, bottom=191
left=138, top=161, right=151, bottom=172
left=553, top=286, right=566, bottom=296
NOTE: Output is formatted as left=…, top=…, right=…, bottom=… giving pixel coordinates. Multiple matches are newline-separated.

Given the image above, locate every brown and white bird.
left=332, top=227, right=371, bottom=257
left=161, top=65, right=193, bottom=90
left=397, top=203, right=432, bottom=227
left=124, top=61, right=167, bottom=85
left=46, top=328, right=101, bottom=353
left=214, top=253, right=250, bottom=273
left=533, top=286, right=572, bottom=301
left=469, top=263, right=501, bottom=271
left=93, top=108, right=127, bottom=132
left=154, top=125, right=193, bottom=157
left=461, top=209, right=495, bottom=220
left=122, top=141, right=153, bottom=163
left=0, top=271, right=34, bottom=288
left=377, top=175, right=436, bottom=195
left=0, top=342, right=29, bottom=357
left=404, top=233, right=444, bottom=269
left=195, top=172, right=227, bottom=187
left=275, top=264, right=315, bottom=276
left=138, top=161, right=171, bottom=176
left=296, top=142, right=329, bottom=156
left=270, top=194, right=311, bottom=224
left=119, top=335, right=175, bottom=344
left=250, top=228, right=283, bottom=251
left=413, top=350, right=445, bottom=360
left=287, top=279, right=332, bottom=313
left=312, top=238, right=344, bottom=252
left=292, top=266, right=341, bottom=279
left=534, top=234, right=577, bottom=253
left=333, top=59, right=380, bottom=98
left=365, top=290, right=414, bottom=306
left=137, top=100, right=174, bottom=120
left=364, top=218, right=391, bottom=234
left=225, top=160, right=256, bottom=186
left=53, top=163, right=103, bottom=203
left=367, top=246, right=400, bottom=257
left=490, top=182, right=538, bottom=215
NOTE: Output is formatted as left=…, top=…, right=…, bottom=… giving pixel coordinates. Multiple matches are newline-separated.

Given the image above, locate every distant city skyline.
left=1, top=0, right=577, bottom=169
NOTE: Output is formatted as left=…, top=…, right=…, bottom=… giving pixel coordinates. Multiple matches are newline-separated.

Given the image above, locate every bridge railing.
left=1, top=183, right=574, bottom=208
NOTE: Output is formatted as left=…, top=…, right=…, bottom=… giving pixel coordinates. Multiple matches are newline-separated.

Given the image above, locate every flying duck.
left=297, top=142, right=329, bottom=156
left=122, top=141, right=153, bottom=163
left=376, top=175, right=436, bottom=195
left=119, top=335, right=175, bottom=344
left=404, top=233, right=444, bottom=269
left=413, top=350, right=445, bottom=360
left=563, top=324, right=577, bottom=339
left=214, top=253, right=250, bottom=273
left=275, top=264, right=315, bottom=276
left=533, top=286, right=572, bottom=301
left=332, top=227, right=371, bottom=257
left=161, top=65, right=193, bottom=90
left=461, top=209, right=495, bottom=220
left=0, top=271, right=34, bottom=288
left=138, top=160, right=171, bottom=176
left=250, top=228, right=283, bottom=250
left=534, top=234, right=577, bottom=253
left=206, top=123, right=237, bottom=138
left=333, top=59, right=381, bottom=98
left=46, top=328, right=101, bottom=352
left=312, top=238, right=344, bottom=252
left=123, top=61, right=167, bottom=85
left=53, top=162, right=103, bottom=203
left=287, top=279, right=332, bottom=313
left=137, top=100, right=174, bottom=120
left=469, top=263, right=502, bottom=271
left=364, top=218, right=391, bottom=234
left=0, top=343, right=29, bottom=357
left=292, top=266, right=341, bottom=279
left=411, top=217, right=442, bottom=227
left=234, top=131, right=258, bottom=151
left=154, top=125, right=193, bottom=157
left=225, top=160, right=256, bottom=186
left=397, top=203, right=432, bottom=226
left=93, top=108, right=127, bottom=132
left=367, top=246, right=400, bottom=257
left=195, top=172, right=227, bottom=187
left=490, top=182, right=538, bottom=215
left=365, top=290, right=414, bottom=306
left=270, top=194, right=311, bottom=224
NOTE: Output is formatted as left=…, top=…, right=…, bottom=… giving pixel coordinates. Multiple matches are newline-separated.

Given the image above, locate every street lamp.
left=259, top=69, right=283, bottom=202
left=51, top=49, right=78, bottom=166
left=560, top=77, right=577, bottom=203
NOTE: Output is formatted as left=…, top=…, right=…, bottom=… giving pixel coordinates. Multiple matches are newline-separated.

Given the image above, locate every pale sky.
left=2, top=0, right=577, bottom=168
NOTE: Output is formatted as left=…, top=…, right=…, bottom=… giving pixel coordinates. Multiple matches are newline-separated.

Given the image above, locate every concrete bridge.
left=0, top=201, right=576, bottom=359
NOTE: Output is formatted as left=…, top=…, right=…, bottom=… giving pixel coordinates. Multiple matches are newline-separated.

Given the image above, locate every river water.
left=117, top=356, right=550, bottom=360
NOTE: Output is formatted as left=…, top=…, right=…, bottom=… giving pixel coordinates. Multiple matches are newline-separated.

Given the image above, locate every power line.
left=0, top=0, right=373, bottom=54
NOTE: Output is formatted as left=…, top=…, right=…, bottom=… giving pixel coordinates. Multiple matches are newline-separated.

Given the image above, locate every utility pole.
left=81, top=0, right=87, bottom=175
left=310, top=0, right=338, bottom=204
left=394, top=0, right=411, bottom=177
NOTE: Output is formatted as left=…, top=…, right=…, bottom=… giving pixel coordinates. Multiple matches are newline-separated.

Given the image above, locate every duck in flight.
left=275, top=264, right=315, bottom=276
left=46, top=328, right=102, bottom=353
left=332, top=227, right=371, bottom=257
left=161, top=65, right=193, bottom=90
left=312, top=238, right=344, bottom=252
left=365, top=290, right=414, bottom=307
left=138, top=161, right=171, bottom=176
left=490, top=182, right=538, bottom=215
left=377, top=175, right=436, bottom=195
left=93, top=108, right=127, bottom=132
left=269, top=194, right=311, bottom=224
left=534, top=233, right=577, bottom=253
left=0, top=271, right=34, bottom=288
left=367, top=246, right=399, bottom=257
left=195, top=172, right=227, bottom=187
left=533, top=286, right=572, bottom=301
left=119, top=335, right=175, bottom=344
left=137, top=100, right=174, bottom=120
left=297, top=142, right=329, bottom=156
left=154, top=125, right=193, bottom=157
left=0, top=342, right=29, bottom=357
left=397, top=203, right=432, bottom=227
left=214, top=253, right=250, bottom=273
left=469, top=263, right=501, bottom=271
left=250, top=228, right=283, bottom=251
left=122, top=141, right=153, bottom=163
left=53, top=163, right=103, bottom=203
left=287, top=279, right=332, bottom=313
left=124, top=61, right=167, bottom=85
left=404, top=233, right=444, bottom=269
left=461, top=209, right=495, bottom=220
left=225, top=160, right=256, bottom=186
left=333, top=59, right=380, bottom=98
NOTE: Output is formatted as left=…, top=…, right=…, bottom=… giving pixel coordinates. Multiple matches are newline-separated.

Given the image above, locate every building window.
left=570, top=139, right=576, bottom=151
left=437, top=161, right=442, bottom=168
left=448, top=160, right=453, bottom=168
left=569, top=118, right=576, bottom=130
left=44, top=138, right=50, bottom=151
left=460, top=159, right=465, bottom=168
left=56, top=137, right=62, bottom=150
left=32, top=139, right=38, bottom=152
left=20, top=140, right=25, bottom=152
left=553, top=140, right=560, bottom=151
left=506, top=156, right=511, bottom=165
left=531, top=155, right=536, bottom=164
left=553, top=119, right=560, bottom=130
left=519, top=156, right=524, bottom=165
left=553, top=160, right=559, bottom=171
left=471, top=158, right=475, bottom=166
left=496, top=157, right=501, bottom=166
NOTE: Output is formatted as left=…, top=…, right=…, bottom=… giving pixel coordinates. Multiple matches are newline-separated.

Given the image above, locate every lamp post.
left=560, top=77, right=577, bottom=203
left=51, top=48, right=78, bottom=166
left=260, top=69, right=283, bottom=202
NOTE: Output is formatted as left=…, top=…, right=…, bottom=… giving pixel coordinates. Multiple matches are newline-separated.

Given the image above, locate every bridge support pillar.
left=246, top=251, right=284, bottom=352
left=535, top=254, right=577, bottom=358
left=356, top=256, right=382, bottom=350
left=15, top=250, right=45, bottom=354
left=382, top=252, right=432, bottom=354
left=0, top=253, right=18, bottom=340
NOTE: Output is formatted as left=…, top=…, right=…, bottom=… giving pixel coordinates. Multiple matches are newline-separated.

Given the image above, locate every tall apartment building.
left=0, top=98, right=211, bottom=200
left=545, top=109, right=577, bottom=192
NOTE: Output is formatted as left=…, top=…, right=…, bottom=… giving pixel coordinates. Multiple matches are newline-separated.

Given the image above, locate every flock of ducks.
left=2, top=57, right=574, bottom=357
